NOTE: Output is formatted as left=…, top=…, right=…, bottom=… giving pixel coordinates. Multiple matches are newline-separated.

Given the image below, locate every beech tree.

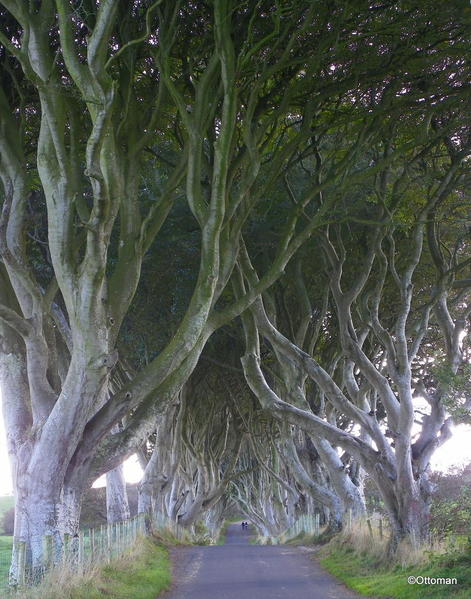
left=239, top=134, right=471, bottom=550
left=136, top=362, right=244, bottom=529
left=0, top=0, right=346, bottom=578
left=0, top=0, right=469, bottom=579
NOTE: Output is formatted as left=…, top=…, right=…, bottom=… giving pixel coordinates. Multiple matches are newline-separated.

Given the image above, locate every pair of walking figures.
left=241, top=521, right=249, bottom=530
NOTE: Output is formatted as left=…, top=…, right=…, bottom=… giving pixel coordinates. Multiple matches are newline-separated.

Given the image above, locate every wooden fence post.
left=125, top=520, right=130, bottom=549
left=106, top=524, right=113, bottom=561
left=44, top=535, right=53, bottom=571
left=366, top=518, right=374, bottom=538
left=63, top=533, right=70, bottom=565
left=115, top=523, right=119, bottom=556
left=100, top=525, right=104, bottom=559
left=8, top=514, right=160, bottom=595
left=17, top=540, right=26, bottom=586
left=90, top=528, right=95, bottom=560
left=78, top=531, right=84, bottom=571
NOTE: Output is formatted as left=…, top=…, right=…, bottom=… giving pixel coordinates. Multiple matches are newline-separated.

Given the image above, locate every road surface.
left=162, top=523, right=363, bottom=599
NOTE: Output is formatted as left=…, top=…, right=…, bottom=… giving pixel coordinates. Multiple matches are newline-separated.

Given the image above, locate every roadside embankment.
left=14, top=535, right=171, bottom=599
left=319, top=523, right=471, bottom=599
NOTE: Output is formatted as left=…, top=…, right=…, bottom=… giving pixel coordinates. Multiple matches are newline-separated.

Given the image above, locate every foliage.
left=216, top=521, right=230, bottom=546
left=359, top=466, right=471, bottom=542
left=432, top=363, right=471, bottom=424
left=193, top=521, right=207, bottom=535
left=431, top=488, right=471, bottom=538
left=192, top=520, right=213, bottom=545
left=1, top=507, right=14, bottom=536
left=363, top=475, right=386, bottom=515
left=0, top=0, right=470, bottom=576
left=0, top=496, right=13, bottom=534
left=118, top=200, right=201, bottom=370
left=430, top=465, right=471, bottom=537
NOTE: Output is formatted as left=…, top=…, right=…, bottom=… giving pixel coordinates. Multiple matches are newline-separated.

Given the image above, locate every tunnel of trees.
left=0, top=0, right=470, bottom=583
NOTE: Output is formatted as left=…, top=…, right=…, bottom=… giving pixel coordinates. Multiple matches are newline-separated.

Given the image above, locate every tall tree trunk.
left=379, top=476, right=432, bottom=554
left=137, top=401, right=183, bottom=516
left=137, top=448, right=168, bottom=516
left=59, top=484, right=84, bottom=538
left=281, top=436, right=345, bottom=530
left=315, top=438, right=366, bottom=519
left=0, top=280, right=33, bottom=584
left=106, top=464, right=130, bottom=524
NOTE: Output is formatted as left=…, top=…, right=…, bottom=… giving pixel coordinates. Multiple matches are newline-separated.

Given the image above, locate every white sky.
left=0, top=395, right=470, bottom=496
left=92, top=455, right=143, bottom=489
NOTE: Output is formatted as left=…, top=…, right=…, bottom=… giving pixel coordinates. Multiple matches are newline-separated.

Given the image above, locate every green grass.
left=14, top=536, right=171, bottom=599
left=91, top=538, right=171, bottom=599
left=320, top=545, right=471, bottom=599
left=284, top=531, right=320, bottom=545
left=0, top=535, right=13, bottom=589
left=216, top=521, right=231, bottom=545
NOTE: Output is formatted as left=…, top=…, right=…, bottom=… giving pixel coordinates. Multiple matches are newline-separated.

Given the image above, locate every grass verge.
left=216, top=523, right=228, bottom=545
left=14, top=535, right=171, bottom=599
left=320, top=532, right=471, bottom=598
left=284, top=531, right=320, bottom=545
left=0, top=535, right=13, bottom=590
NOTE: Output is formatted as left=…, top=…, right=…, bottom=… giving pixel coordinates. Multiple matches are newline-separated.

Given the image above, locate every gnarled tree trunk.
left=106, top=464, right=130, bottom=524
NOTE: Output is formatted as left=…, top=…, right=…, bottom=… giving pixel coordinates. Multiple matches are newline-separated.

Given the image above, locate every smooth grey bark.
left=274, top=328, right=367, bottom=526
left=280, top=435, right=344, bottom=530
left=0, top=9, right=319, bottom=573
left=59, top=484, right=83, bottom=538
left=0, top=5, right=240, bottom=572
left=106, top=464, right=130, bottom=524
left=237, top=179, right=470, bottom=548
left=137, top=400, right=184, bottom=517
left=0, top=1, right=468, bottom=573
left=137, top=445, right=163, bottom=517
left=105, top=424, right=131, bottom=524
left=170, top=394, right=244, bottom=528
left=315, top=438, right=366, bottom=519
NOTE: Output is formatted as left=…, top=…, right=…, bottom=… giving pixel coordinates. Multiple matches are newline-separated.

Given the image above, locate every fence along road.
left=0, top=511, right=187, bottom=594
left=163, top=522, right=364, bottom=599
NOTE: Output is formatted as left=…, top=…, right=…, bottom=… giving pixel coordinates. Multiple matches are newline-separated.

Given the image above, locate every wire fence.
left=259, top=513, right=321, bottom=545
left=259, top=512, right=388, bottom=545
left=344, top=510, right=469, bottom=552
left=345, top=510, right=387, bottom=539
left=0, top=511, right=188, bottom=595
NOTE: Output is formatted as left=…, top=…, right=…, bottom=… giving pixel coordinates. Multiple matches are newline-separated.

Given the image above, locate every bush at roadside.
left=2, top=507, right=14, bottom=535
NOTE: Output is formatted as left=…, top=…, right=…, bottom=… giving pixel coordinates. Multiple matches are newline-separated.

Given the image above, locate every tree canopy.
left=0, top=0, right=470, bottom=579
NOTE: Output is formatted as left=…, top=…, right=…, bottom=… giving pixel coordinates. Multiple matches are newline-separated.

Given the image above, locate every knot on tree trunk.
left=101, top=351, right=119, bottom=369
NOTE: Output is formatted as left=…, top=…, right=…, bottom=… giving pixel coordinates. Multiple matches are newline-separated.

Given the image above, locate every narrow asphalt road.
left=162, top=523, right=364, bottom=599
